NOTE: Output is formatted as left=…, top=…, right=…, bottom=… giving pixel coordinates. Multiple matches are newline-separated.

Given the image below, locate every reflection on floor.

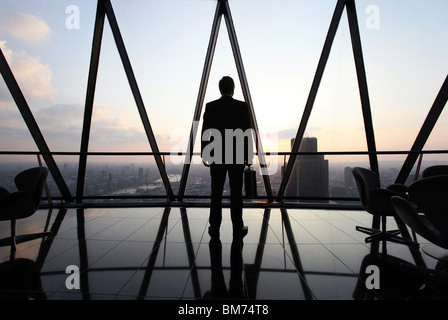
left=0, top=206, right=447, bottom=300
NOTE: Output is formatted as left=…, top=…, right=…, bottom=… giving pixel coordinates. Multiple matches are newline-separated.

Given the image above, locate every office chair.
left=390, top=175, right=448, bottom=292
left=422, top=165, right=448, bottom=178
left=352, top=167, right=416, bottom=253
left=0, top=167, right=51, bottom=263
left=391, top=174, right=448, bottom=251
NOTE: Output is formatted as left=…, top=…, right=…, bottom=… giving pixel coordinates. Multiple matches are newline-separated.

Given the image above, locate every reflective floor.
left=0, top=205, right=447, bottom=300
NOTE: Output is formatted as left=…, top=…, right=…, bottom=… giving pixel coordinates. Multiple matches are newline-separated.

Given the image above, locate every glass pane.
left=230, top=0, right=336, bottom=154
left=356, top=0, right=448, bottom=153
left=0, top=1, right=95, bottom=153
left=84, top=155, right=167, bottom=198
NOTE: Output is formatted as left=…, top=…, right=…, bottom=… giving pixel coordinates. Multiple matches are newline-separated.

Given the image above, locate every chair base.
left=356, top=226, right=420, bottom=249
left=0, top=231, right=52, bottom=263
left=15, top=232, right=52, bottom=244
left=0, top=232, right=52, bottom=247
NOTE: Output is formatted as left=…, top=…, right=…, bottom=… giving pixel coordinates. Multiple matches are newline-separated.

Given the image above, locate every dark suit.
left=201, top=95, right=253, bottom=237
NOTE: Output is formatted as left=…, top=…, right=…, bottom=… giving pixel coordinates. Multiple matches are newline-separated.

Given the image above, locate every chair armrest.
left=0, top=191, right=35, bottom=220
left=387, top=183, right=409, bottom=198
left=0, top=187, right=9, bottom=199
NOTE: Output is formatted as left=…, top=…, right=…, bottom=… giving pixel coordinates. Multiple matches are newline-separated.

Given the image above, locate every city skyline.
left=1, top=0, right=448, bottom=167
left=0, top=154, right=425, bottom=201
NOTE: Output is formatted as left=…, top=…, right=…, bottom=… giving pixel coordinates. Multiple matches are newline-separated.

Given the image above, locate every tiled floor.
left=0, top=205, right=447, bottom=300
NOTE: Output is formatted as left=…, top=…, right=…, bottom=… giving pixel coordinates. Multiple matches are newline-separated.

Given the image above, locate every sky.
left=1, top=0, right=448, bottom=166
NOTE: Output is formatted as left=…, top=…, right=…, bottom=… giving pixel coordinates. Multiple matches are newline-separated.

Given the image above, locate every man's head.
left=219, top=76, right=235, bottom=96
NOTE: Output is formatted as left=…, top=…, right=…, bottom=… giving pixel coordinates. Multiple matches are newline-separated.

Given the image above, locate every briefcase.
left=244, top=166, right=257, bottom=198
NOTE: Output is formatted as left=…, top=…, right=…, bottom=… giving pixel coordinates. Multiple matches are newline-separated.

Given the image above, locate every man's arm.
left=201, top=106, right=211, bottom=165
left=243, top=103, right=254, bottom=166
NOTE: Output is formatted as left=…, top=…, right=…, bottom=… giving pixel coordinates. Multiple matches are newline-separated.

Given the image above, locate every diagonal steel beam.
left=138, top=206, right=171, bottom=299
left=281, top=208, right=315, bottom=300
left=180, top=208, right=201, bottom=298
left=177, top=1, right=223, bottom=201
left=76, top=0, right=106, bottom=202
left=0, top=49, right=73, bottom=202
left=222, top=0, right=273, bottom=201
left=245, top=208, right=270, bottom=299
left=103, top=0, right=174, bottom=201
left=395, top=74, right=448, bottom=184
left=277, top=0, right=346, bottom=202
left=346, top=0, right=378, bottom=174
left=76, top=208, right=91, bottom=300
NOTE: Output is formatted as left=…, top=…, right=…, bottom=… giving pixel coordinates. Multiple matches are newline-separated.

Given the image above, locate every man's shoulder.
left=206, top=99, right=221, bottom=107
left=205, top=97, right=248, bottom=112
left=205, top=98, right=226, bottom=109
left=233, top=98, right=248, bottom=107
left=232, top=99, right=249, bottom=114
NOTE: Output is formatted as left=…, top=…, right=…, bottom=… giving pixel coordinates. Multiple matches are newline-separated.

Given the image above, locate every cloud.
left=37, top=103, right=149, bottom=150
left=0, top=100, right=172, bottom=152
left=0, top=103, right=29, bottom=138
left=0, top=12, right=52, bottom=42
left=37, top=103, right=84, bottom=121
left=35, top=103, right=83, bottom=144
left=0, top=41, right=56, bottom=102
left=275, top=128, right=298, bottom=140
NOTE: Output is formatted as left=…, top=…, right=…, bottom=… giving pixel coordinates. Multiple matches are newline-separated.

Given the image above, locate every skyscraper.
left=284, top=137, right=329, bottom=199
left=344, top=166, right=356, bottom=189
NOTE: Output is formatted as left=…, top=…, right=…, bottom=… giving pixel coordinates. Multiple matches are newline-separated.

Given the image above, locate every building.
left=284, top=137, right=329, bottom=199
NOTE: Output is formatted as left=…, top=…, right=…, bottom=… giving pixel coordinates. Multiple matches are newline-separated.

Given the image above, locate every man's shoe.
left=241, top=226, right=248, bottom=238
left=234, top=226, right=248, bottom=239
left=208, top=226, right=220, bottom=239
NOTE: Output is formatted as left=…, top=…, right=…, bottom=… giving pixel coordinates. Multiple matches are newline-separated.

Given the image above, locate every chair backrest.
left=422, top=165, right=448, bottom=178
left=352, top=167, right=380, bottom=209
left=408, top=174, right=448, bottom=233
left=14, top=167, right=49, bottom=209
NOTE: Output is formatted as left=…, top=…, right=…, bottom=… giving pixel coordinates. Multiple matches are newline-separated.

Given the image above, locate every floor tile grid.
left=285, top=209, right=368, bottom=262
left=170, top=208, right=296, bottom=300
left=176, top=209, right=267, bottom=300
left=47, top=208, right=158, bottom=262
left=86, top=208, right=190, bottom=299
left=336, top=209, right=442, bottom=270
left=270, top=211, right=321, bottom=299
left=147, top=211, right=209, bottom=300
left=2, top=207, right=446, bottom=300
left=0, top=208, right=282, bottom=300
left=240, top=209, right=320, bottom=300
left=288, top=210, right=384, bottom=300
left=113, top=208, right=218, bottom=299
left=287, top=209, right=444, bottom=298
left=277, top=210, right=366, bottom=299
left=44, top=208, right=170, bottom=299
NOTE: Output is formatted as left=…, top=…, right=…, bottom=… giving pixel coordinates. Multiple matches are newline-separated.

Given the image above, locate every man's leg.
left=209, top=164, right=227, bottom=238
left=228, top=164, right=245, bottom=237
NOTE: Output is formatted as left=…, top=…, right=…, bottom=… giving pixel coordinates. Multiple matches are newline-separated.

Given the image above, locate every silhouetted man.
left=201, top=76, right=253, bottom=240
